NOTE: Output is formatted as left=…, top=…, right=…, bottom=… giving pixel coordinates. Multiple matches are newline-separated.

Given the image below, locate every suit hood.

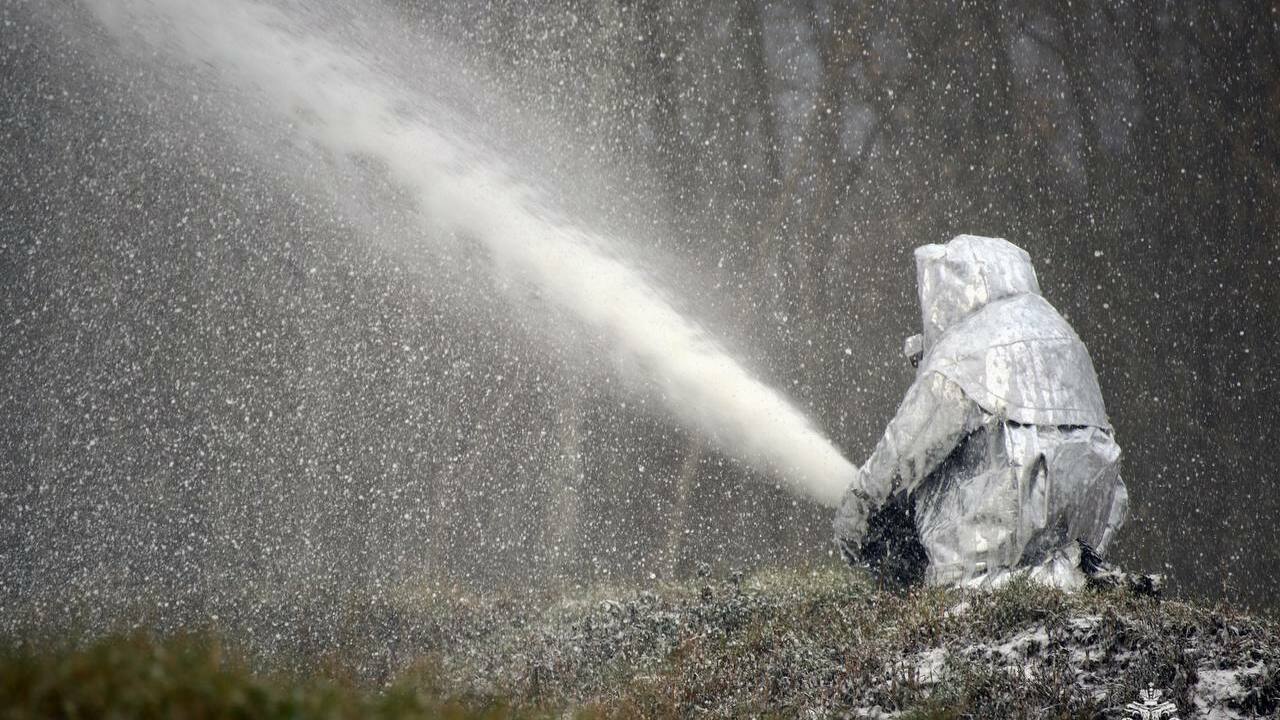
left=915, top=235, right=1041, bottom=352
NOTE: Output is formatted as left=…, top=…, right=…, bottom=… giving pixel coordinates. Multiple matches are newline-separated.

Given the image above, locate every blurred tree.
left=2, top=0, right=1276, bottom=628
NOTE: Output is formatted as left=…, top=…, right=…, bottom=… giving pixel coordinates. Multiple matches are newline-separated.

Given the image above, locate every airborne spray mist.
left=83, top=0, right=854, bottom=506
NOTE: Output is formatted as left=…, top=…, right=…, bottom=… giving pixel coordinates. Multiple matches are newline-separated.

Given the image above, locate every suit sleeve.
left=833, top=371, right=983, bottom=547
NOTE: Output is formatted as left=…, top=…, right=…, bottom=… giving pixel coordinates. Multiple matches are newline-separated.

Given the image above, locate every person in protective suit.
left=833, top=235, right=1128, bottom=589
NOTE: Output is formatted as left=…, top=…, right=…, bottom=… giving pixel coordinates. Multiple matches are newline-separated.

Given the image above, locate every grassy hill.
left=3, top=566, right=1277, bottom=718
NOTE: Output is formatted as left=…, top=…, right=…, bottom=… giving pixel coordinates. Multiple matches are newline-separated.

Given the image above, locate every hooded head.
left=913, top=235, right=1041, bottom=352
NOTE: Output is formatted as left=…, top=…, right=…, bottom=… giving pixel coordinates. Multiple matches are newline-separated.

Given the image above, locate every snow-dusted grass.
left=3, top=565, right=1277, bottom=718
left=416, top=564, right=1278, bottom=717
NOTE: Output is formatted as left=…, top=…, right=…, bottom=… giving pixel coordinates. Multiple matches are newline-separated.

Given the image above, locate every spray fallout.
left=83, top=0, right=855, bottom=507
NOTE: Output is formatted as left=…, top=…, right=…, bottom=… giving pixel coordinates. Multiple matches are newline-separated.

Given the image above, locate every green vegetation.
left=4, top=566, right=1277, bottom=718
left=0, top=633, right=536, bottom=720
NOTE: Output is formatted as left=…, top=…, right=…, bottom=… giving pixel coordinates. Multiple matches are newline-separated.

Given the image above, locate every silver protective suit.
left=834, top=235, right=1128, bottom=589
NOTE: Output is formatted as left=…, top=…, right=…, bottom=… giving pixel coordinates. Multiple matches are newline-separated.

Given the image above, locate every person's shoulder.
left=951, top=293, right=1076, bottom=343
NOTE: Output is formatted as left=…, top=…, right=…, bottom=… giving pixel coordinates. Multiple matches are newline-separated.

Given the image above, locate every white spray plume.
left=86, top=0, right=855, bottom=508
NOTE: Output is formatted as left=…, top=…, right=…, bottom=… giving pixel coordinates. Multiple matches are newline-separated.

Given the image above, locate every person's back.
left=834, top=235, right=1127, bottom=588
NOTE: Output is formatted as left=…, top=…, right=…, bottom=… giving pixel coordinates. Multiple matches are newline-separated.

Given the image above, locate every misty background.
left=2, top=0, right=1278, bottom=643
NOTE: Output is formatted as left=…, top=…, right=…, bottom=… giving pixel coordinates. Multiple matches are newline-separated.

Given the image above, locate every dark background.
left=2, top=0, right=1278, bottom=636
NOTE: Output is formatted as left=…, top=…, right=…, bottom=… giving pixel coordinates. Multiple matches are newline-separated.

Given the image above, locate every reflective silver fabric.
left=923, top=294, right=1109, bottom=428
left=835, top=235, right=1128, bottom=588
left=915, top=235, right=1041, bottom=352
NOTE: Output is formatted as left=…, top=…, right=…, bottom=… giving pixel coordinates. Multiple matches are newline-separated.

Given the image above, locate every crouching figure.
left=834, top=235, right=1128, bottom=589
